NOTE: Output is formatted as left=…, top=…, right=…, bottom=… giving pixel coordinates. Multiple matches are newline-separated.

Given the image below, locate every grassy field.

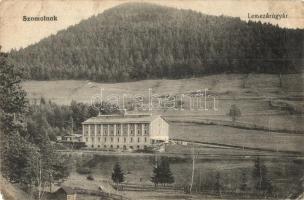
left=22, top=74, right=304, bottom=153
left=22, top=73, right=303, bottom=104
left=61, top=153, right=304, bottom=199
left=169, top=122, right=304, bottom=153
left=22, top=73, right=303, bottom=126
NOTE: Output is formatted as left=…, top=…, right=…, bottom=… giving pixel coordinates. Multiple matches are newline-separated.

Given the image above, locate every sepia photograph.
left=0, top=0, right=303, bottom=199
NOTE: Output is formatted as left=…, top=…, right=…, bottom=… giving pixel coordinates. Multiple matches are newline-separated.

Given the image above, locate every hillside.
left=22, top=74, right=304, bottom=133
left=10, top=2, right=303, bottom=81
left=0, top=175, right=33, bottom=200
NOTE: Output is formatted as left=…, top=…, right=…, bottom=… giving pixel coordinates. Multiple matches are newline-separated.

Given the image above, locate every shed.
left=53, top=186, right=77, bottom=200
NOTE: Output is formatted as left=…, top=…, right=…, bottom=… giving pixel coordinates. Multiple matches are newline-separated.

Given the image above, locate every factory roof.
left=82, top=113, right=164, bottom=124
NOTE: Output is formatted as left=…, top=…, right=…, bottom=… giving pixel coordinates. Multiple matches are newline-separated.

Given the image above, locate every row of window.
left=91, top=144, right=147, bottom=150
left=84, top=123, right=149, bottom=136
left=85, top=136, right=149, bottom=143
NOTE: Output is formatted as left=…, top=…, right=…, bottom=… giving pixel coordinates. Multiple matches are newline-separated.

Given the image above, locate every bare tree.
left=189, top=145, right=199, bottom=193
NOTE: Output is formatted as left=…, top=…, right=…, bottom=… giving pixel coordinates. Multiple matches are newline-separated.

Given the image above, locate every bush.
left=76, top=166, right=91, bottom=174
left=134, top=146, right=154, bottom=153
left=87, top=175, right=94, bottom=180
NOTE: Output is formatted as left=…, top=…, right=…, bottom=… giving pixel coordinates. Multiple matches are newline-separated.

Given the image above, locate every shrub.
left=87, top=175, right=94, bottom=180
left=76, top=166, right=91, bottom=174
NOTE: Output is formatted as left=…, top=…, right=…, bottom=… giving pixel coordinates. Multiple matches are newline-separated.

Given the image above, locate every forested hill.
left=9, top=3, right=303, bottom=81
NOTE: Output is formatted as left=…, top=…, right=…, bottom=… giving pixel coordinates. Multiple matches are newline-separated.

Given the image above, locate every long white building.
left=82, top=113, right=169, bottom=150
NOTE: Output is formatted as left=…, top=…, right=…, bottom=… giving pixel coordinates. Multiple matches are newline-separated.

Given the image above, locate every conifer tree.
left=240, top=171, right=248, bottom=191
left=252, top=157, right=273, bottom=196
left=151, top=164, right=161, bottom=188
left=159, top=157, right=174, bottom=186
left=151, top=157, right=174, bottom=187
left=228, top=104, right=241, bottom=122
left=214, top=172, right=222, bottom=196
left=111, top=162, right=125, bottom=188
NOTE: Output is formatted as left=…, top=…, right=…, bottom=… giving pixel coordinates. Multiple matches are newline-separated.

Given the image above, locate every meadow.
left=169, top=122, right=304, bottom=153
left=22, top=74, right=304, bottom=153
left=22, top=74, right=303, bottom=105
left=22, top=73, right=304, bottom=199
left=61, top=153, right=304, bottom=199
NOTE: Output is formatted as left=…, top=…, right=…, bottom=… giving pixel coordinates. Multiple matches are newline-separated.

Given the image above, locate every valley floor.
left=20, top=74, right=304, bottom=199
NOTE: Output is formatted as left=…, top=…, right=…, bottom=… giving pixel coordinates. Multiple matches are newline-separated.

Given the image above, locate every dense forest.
left=27, top=99, right=119, bottom=141
left=1, top=49, right=119, bottom=191
left=0, top=50, right=70, bottom=193
left=9, top=3, right=303, bottom=81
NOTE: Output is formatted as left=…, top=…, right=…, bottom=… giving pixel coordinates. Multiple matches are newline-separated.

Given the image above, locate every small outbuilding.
left=52, top=186, right=77, bottom=200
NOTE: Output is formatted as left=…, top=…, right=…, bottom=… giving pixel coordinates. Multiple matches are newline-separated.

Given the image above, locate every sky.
left=0, top=0, right=303, bottom=52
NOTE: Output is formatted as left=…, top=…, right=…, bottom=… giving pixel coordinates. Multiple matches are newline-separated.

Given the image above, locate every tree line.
left=0, top=50, right=118, bottom=198
left=0, top=50, right=69, bottom=199
left=27, top=98, right=119, bottom=141
left=9, top=3, right=303, bottom=82
left=187, top=156, right=273, bottom=198
left=109, top=156, right=274, bottom=198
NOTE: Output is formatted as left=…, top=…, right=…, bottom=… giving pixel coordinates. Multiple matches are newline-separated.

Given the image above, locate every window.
left=85, top=137, right=88, bottom=142
left=138, top=137, right=140, bottom=143
left=144, top=124, right=149, bottom=135
left=103, top=124, right=108, bottom=136
left=84, top=125, right=90, bottom=135
left=104, top=145, right=107, bottom=148
left=116, top=124, right=121, bottom=136
left=124, top=137, right=126, bottom=143
left=137, top=124, right=142, bottom=136
left=117, top=145, right=119, bottom=149
left=123, top=124, right=128, bottom=136
left=98, top=137, right=101, bottom=142
left=117, top=138, right=120, bottom=143
left=105, top=137, right=107, bottom=142
left=144, top=137, right=147, bottom=142
left=90, top=125, right=95, bottom=134
left=111, top=137, right=113, bottom=142
left=130, top=137, right=133, bottom=143
left=99, top=125, right=102, bottom=135
left=110, top=125, right=114, bottom=136
left=130, top=124, right=135, bottom=136
left=98, top=145, right=100, bottom=148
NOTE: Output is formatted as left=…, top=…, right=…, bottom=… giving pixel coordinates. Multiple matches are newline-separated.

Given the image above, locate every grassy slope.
left=67, top=154, right=304, bottom=199
left=22, top=74, right=303, bottom=105
left=170, top=122, right=304, bottom=153
left=22, top=74, right=304, bottom=152
left=0, top=176, right=33, bottom=200
left=38, top=74, right=303, bottom=198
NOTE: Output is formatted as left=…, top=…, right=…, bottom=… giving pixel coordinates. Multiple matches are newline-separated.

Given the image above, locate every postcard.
left=0, top=0, right=303, bottom=199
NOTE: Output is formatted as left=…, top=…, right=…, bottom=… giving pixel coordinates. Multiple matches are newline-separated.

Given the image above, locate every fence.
left=112, top=183, right=184, bottom=192
left=74, top=188, right=129, bottom=200
left=110, top=183, right=276, bottom=199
